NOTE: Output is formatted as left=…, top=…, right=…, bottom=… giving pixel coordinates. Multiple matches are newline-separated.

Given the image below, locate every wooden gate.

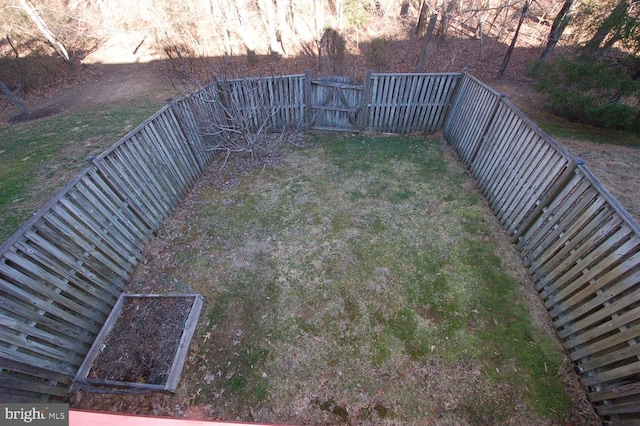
left=309, top=76, right=364, bottom=132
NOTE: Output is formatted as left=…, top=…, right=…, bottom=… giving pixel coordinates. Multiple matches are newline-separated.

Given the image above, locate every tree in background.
left=497, top=0, right=530, bottom=78
left=538, top=0, right=576, bottom=65
left=583, top=0, right=638, bottom=56
left=0, top=79, right=30, bottom=114
left=18, top=0, right=71, bottom=64
left=533, top=0, right=640, bottom=131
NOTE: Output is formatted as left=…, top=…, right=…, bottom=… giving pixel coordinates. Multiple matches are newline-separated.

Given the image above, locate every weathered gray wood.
left=73, top=294, right=126, bottom=386
left=2, top=250, right=111, bottom=319
left=365, top=73, right=460, bottom=133
left=595, top=399, right=640, bottom=416
left=445, top=72, right=640, bottom=419
left=531, top=207, right=619, bottom=285
left=0, top=355, right=72, bottom=385
left=304, top=70, right=313, bottom=130
left=166, top=295, right=204, bottom=392
left=0, top=312, right=89, bottom=356
left=587, top=382, right=640, bottom=403
left=0, top=284, right=95, bottom=347
left=0, top=316, right=89, bottom=367
left=0, top=267, right=102, bottom=333
left=443, top=72, right=501, bottom=165
left=311, top=76, right=363, bottom=131
left=0, top=370, right=69, bottom=398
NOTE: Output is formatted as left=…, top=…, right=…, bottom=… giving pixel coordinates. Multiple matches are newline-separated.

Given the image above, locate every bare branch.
left=170, top=56, right=309, bottom=171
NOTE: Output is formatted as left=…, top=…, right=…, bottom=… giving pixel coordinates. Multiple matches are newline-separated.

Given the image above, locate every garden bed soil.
left=82, top=295, right=199, bottom=391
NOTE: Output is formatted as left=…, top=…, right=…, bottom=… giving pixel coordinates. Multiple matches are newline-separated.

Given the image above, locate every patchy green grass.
left=115, top=134, right=584, bottom=424
left=0, top=98, right=163, bottom=241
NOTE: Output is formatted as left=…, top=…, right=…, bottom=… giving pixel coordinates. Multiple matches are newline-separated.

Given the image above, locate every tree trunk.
left=415, top=13, right=439, bottom=71
left=538, top=0, right=575, bottom=65
left=257, top=0, right=283, bottom=56
left=438, top=0, right=458, bottom=40
left=416, top=0, right=432, bottom=37
left=400, top=1, right=410, bottom=17
left=498, top=0, right=530, bottom=79
left=478, top=18, right=485, bottom=62
left=0, top=80, right=30, bottom=115
left=234, top=0, right=257, bottom=55
left=584, top=0, right=628, bottom=54
left=19, top=0, right=71, bottom=64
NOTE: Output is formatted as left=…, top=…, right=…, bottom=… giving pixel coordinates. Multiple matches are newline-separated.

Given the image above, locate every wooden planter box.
left=74, top=294, right=204, bottom=393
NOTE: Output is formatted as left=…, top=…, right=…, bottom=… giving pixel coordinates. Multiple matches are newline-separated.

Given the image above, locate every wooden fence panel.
left=471, top=100, right=576, bottom=237
left=0, top=164, right=154, bottom=401
left=443, top=74, right=500, bottom=165
left=366, top=73, right=460, bottom=133
left=310, top=76, right=363, bottom=132
left=446, top=72, right=640, bottom=421
left=95, top=106, right=200, bottom=229
left=0, top=102, right=207, bottom=402
left=516, top=165, right=640, bottom=417
left=172, top=87, right=226, bottom=166
left=217, top=75, right=306, bottom=132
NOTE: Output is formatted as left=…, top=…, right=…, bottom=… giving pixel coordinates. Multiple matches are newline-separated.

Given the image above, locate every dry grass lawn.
left=72, top=134, right=598, bottom=425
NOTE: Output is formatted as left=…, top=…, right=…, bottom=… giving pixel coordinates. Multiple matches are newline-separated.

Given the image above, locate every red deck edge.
left=70, top=409, right=276, bottom=426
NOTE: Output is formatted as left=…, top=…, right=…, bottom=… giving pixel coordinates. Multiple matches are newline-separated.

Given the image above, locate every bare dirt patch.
left=554, top=137, right=640, bottom=222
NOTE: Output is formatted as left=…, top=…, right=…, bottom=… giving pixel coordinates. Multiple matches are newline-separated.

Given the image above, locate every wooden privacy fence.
left=444, top=72, right=640, bottom=422
left=174, top=71, right=461, bottom=137
left=0, top=71, right=459, bottom=403
left=0, top=103, right=214, bottom=402
left=1, top=70, right=639, bottom=422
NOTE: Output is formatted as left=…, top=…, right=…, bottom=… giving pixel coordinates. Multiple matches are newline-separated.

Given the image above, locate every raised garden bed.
left=74, top=294, right=203, bottom=393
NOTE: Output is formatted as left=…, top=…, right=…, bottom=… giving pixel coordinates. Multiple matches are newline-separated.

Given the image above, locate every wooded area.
left=1, top=0, right=638, bottom=89
left=1, top=0, right=639, bottom=130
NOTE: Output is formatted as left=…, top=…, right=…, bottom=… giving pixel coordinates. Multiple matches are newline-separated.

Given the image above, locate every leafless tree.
left=0, top=79, right=30, bottom=115
left=497, top=0, right=530, bottom=78
left=18, top=0, right=71, bottom=64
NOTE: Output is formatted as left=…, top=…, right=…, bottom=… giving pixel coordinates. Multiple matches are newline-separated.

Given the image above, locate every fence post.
left=304, top=70, right=312, bottom=131
left=358, top=70, right=372, bottom=131
left=441, top=70, right=467, bottom=132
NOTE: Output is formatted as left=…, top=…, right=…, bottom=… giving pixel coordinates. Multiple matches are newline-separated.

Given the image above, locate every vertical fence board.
left=366, top=73, right=461, bottom=133
left=443, top=74, right=500, bottom=165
